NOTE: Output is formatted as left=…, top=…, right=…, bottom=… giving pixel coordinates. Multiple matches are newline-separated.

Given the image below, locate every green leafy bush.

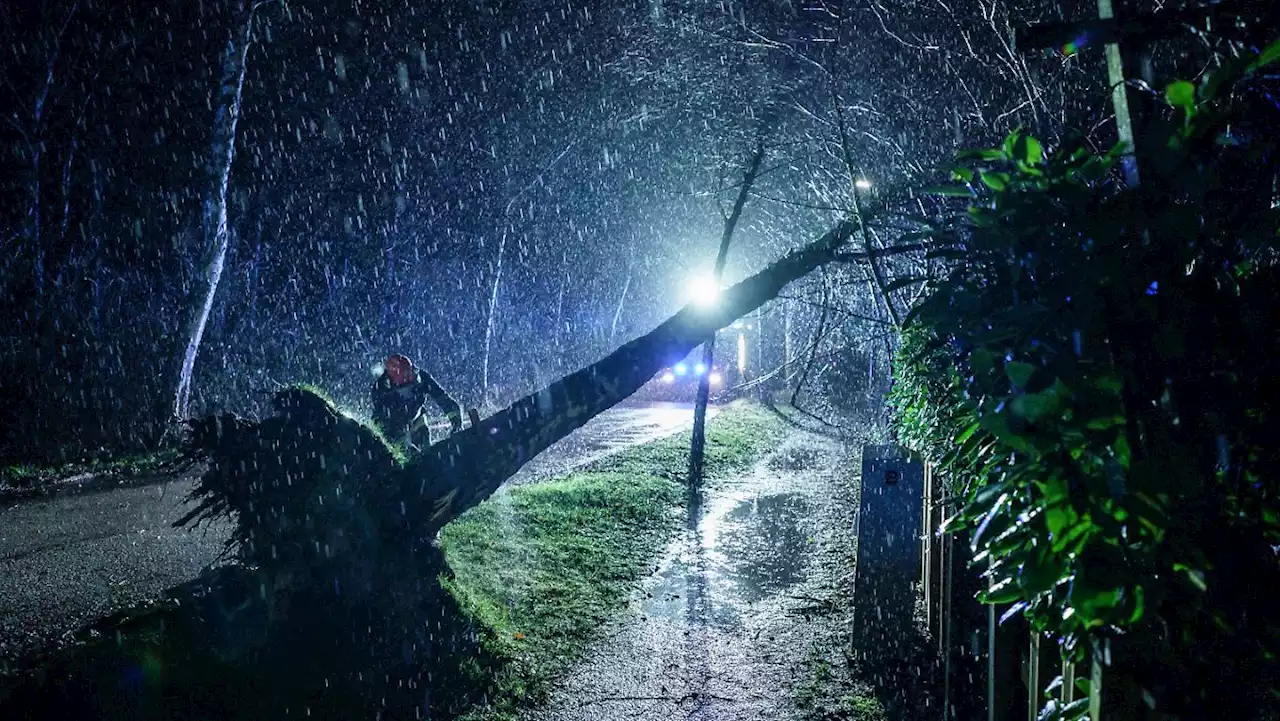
left=890, top=42, right=1280, bottom=718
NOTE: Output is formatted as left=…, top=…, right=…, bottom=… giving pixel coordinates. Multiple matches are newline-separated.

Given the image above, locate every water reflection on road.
left=643, top=487, right=815, bottom=626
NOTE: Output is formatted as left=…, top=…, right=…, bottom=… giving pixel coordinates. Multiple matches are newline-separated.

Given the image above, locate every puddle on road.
left=642, top=490, right=814, bottom=624
left=716, top=493, right=812, bottom=602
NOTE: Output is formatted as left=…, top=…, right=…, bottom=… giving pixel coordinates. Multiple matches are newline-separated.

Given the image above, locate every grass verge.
left=440, top=400, right=788, bottom=720
left=0, top=448, right=182, bottom=500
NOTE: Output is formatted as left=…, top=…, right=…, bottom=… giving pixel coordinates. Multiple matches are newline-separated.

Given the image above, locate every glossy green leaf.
left=1012, top=133, right=1044, bottom=166
left=1250, top=38, right=1280, bottom=72
left=957, top=147, right=1008, bottom=162
left=1005, top=361, right=1036, bottom=388
left=954, top=421, right=981, bottom=445
left=924, top=185, right=973, bottom=198
left=1011, top=389, right=1061, bottom=422
left=1165, top=80, right=1195, bottom=111
left=980, top=170, right=1010, bottom=191
left=981, top=577, right=1023, bottom=605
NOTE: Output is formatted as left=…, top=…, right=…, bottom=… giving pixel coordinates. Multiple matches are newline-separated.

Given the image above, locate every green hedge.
left=889, top=43, right=1280, bottom=719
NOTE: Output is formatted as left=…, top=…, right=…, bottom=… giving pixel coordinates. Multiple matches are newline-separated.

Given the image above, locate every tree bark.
left=791, top=265, right=830, bottom=406
left=173, top=0, right=256, bottom=421
left=688, top=142, right=766, bottom=486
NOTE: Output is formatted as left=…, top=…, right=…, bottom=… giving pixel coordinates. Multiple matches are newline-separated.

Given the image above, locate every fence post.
left=1090, top=640, right=1106, bottom=720
left=1063, top=658, right=1076, bottom=706
left=922, top=462, right=933, bottom=632
left=1028, top=632, right=1041, bottom=721
left=988, top=569, right=1026, bottom=720
left=940, top=492, right=955, bottom=719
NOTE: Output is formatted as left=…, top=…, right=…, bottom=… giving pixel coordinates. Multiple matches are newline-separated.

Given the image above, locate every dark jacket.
left=371, top=368, right=462, bottom=442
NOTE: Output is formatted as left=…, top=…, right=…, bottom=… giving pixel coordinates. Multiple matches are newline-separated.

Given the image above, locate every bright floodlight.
left=709, top=372, right=723, bottom=385
left=694, top=362, right=707, bottom=375
left=661, top=371, right=676, bottom=383
left=855, top=178, right=873, bottom=190
left=673, top=362, right=688, bottom=376
left=686, top=275, right=720, bottom=308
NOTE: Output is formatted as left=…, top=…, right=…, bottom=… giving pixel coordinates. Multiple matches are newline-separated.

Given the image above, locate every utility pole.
left=1013, top=0, right=1268, bottom=187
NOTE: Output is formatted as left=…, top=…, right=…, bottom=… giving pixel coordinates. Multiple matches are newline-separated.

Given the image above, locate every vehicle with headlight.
left=636, top=351, right=733, bottom=402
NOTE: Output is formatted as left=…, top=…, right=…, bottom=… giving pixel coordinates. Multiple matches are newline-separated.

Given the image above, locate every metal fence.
left=858, top=449, right=1104, bottom=720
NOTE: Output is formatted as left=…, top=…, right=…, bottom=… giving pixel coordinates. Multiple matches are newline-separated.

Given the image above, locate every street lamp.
left=685, top=274, right=721, bottom=308
left=855, top=178, right=873, bottom=190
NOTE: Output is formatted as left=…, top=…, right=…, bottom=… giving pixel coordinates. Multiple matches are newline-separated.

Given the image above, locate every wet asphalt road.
left=506, top=401, right=717, bottom=486
left=0, top=401, right=708, bottom=667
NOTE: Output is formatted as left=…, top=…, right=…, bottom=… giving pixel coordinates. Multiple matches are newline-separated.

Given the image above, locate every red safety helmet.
left=384, top=354, right=415, bottom=386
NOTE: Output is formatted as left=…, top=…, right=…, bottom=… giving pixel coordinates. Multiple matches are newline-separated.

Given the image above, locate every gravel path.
left=524, top=426, right=862, bottom=721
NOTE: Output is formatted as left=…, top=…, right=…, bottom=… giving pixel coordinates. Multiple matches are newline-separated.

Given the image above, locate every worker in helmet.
left=371, top=353, right=463, bottom=449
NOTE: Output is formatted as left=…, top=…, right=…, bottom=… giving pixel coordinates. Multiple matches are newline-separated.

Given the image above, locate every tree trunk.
left=26, top=5, right=73, bottom=300
left=399, top=216, right=859, bottom=539
left=178, top=219, right=870, bottom=692
left=482, top=229, right=506, bottom=396
left=687, top=340, right=717, bottom=483
left=791, top=265, right=830, bottom=406
left=173, top=0, right=255, bottom=421
left=687, top=142, right=766, bottom=486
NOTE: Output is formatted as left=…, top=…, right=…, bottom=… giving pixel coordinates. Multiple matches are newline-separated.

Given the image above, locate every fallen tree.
left=180, top=217, right=877, bottom=554
left=165, top=218, right=891, bottom=713
left=6, top=219, right=914, bottom=719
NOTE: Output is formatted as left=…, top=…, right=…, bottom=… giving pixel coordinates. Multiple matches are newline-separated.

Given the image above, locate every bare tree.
left=0, top=1, right=78, bottom=302
left=482, top=141, right=577, bottom=397
left=609, top=260, right=633, bottom=347
left=173, top=0, right=272, bottom=421
left=687, top=141, right=766, bottom=487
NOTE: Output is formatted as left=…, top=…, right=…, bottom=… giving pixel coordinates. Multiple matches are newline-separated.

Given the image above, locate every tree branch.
left=832, top=86, right=901, bottom=328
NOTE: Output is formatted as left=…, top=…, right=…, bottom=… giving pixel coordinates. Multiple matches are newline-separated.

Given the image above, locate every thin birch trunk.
left=609, top=269, right=632, bottom=347
left=173, top=0, right=256, bottom=420
left=481, top=229, right=506, bottom=395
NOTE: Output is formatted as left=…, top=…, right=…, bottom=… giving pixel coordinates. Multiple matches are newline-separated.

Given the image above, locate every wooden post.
left=922, top=461, right=933, bottom=633
left=987, top=569, right=1028, bottom=721
left=1012, top=0, right=1248, bottom=189
left=1027, top=632, right=1042, bottom=721
left=1063, top=658, right=1077, bottom=706
left=942, top=516, right=954, bottom=717
left=1090, top=640, right=1106, bottom=720
left=1097, top=0, right=1142, bottom=186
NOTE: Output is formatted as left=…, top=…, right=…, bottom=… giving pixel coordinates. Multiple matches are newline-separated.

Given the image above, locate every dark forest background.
left=1, top=0, right=1130, bottom=464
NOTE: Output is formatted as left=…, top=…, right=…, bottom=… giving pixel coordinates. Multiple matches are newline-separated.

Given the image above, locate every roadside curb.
left=0, top=467, right=201, bottom=506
